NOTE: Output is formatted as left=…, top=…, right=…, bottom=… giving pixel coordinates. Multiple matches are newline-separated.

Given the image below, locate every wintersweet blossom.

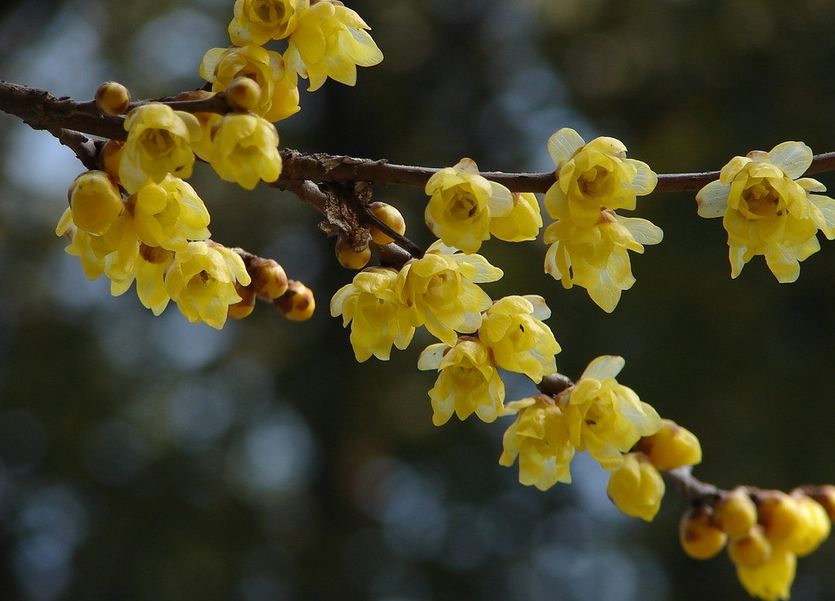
left=417, top=339, right=505, bottom=426
left=164, top=242, right=251, bottom=330
left=696, top=141, right=835, bottom=282
left=499, top=394, right=575, bottom=490
left=489, top=192, right=543, bottom=242
left=396, top=241, right=503, bottom=345
left=228, top=0, right=309, bottom=46
left=562, top=355, right=661, bottom=470
left=134, top=245, right=175, bottom=315
left=330, top=268, right=415, bottom=362
left=544, top=210, right=662, bottom=312
left=285, top=0, right=383, bottom=92
left=424, top=158, right=513, bottom=253
left=66, top=171, right=124, bottom=235
left=119, top=103, right=201, bottom=193
left=545, top=127, right=657, bottom=227
left=478, top=295, right=560, bottom=383
left=208, top=113, right=282, bottom=190
left=606, top=452, right=665, bottom=521
left=199, top=45, right=300, bottom=122
left=736, top=551, right=796, bottom=601
left=132, top=176, right=211, bottom=252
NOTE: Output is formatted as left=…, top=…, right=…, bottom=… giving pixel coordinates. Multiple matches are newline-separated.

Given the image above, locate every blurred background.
left=1, top=0, right=835, bottom=599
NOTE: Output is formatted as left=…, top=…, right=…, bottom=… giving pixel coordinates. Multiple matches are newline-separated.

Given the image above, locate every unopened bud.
left=757, top=492, right=803, bottom=545
left=335, top=236, right=371, bottom=270
left=368, top=202, right=406, bottom=245
left=728, top=525, right=771, bottom=568
left=807, top=485, right=835, bottom=521
left=715, top=488, right=758, bottom=539
left=606, top=453, right=665, bottom=522
left=226, top=77, right=262, bottom=113
left=228, top=284, right=256, bottom=320
left=679, top=506, right=728, bottom=560
left=99, top=140, right=124, bottom=181
left=249, top=257, right=288, bottom=299
left=788, top=493, right=831, bottom=557
left=95, top=81, right=131, bottom=116
left=275, top=280, right=315, bottom=321
left=640, top=419, right=702, bottom=471
left=69, top=170, right=124, bottom=235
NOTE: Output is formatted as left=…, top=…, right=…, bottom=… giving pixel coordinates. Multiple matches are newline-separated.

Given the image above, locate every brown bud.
left=275, top=281, right=315, bottom=322
left=368, top=202, right=406, bottom=245
left=335, top=236, right=371, bottom=269
left=249, top=257, right=288, bottom=300
left=99, top=140, right=124, bottom=181
left=228, top=284, right=256, bottom=320
left=679, top=506, right=727, bottom=560
left=714, top=487, right=758, bottom=539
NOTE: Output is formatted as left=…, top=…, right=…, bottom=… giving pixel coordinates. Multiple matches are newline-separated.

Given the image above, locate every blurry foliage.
left=0, top=0, right=834, bottom=600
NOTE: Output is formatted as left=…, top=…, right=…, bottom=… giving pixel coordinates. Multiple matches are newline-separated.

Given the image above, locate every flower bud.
left=640, top=419, right=702, bottom=471
left=728, top=525, right=771, bottom=568
left=275, top=280, right=315, bottom=321
left=758, top=491, right=803, bottom=545
left=606, top=453, right=665, bottom=521
left=249, top=257, right=288, bottom=299
left=679, top=506, right=728, bottom=560
left=715, top=488, right=758, bottom=539
left=98, top=140, right=124, bottom=181
left=228, top=284, right=256, bottom=320
left=787, top=493, right=830, bottom=557
left=226, top=77, right=262, bottom=113
left=69, top=170, right=124, bottom=235
left=335, top=236, right=371, bottom=270
left=807, top=485, right=835, bottom=521
left=95, top=81, right=131, bottom=116
left=369, top=202, right=406, bottom=245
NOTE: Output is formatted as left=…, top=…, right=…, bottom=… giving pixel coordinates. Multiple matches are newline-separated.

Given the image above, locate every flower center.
left=742, top=182, right=782, bottom=217
left=140, top=129, right=175, bottom=159
left=578, top=166, right=611, bottom=197
left=448, top=189, right=480, bottom=221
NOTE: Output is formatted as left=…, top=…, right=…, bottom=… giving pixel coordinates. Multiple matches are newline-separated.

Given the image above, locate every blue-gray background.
left=0, top=0, right=834, bottom=600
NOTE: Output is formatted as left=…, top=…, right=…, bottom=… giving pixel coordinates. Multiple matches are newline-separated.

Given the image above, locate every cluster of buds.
left=334, top=201, right=407, bottom=270
left=679, top=486, right=833, bottom=600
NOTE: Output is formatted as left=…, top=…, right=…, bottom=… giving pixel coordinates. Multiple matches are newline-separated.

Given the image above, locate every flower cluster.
left=679, top=486, right=834, bottom=601
left=543, top=128, right=662, bottom=312
left=696, top=141, right=835, bottom=282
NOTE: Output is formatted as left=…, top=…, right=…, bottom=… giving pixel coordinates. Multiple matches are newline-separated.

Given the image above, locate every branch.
left=46, top=127, right=99, bottom=171
left=5, top=81, right=835, bottom=195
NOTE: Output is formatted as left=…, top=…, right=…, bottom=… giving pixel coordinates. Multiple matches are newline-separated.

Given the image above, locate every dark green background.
left=0, top=0, right=834, bottom=599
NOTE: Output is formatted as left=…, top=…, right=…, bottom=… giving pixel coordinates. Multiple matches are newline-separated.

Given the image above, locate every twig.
left=46, top=127, right=99, bottom=171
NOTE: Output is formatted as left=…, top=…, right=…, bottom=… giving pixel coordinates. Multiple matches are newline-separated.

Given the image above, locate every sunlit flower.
left=489, top=192, right=543, bottom=242
left=696, top=141, right=835, bottom=282
left=418, top=339, right=505, bottom=425
left=330, top=268, right=415, bottom=361
left=478, top=295, right=560, bottom=382
left=562, top=355, right=661, bottom=470
left=396, top=241, right=502, bottom=345
left=208, top=113, right=282, bottom=190
left=285, top=0, right=383, bottom=92
left=638, top=418, right=702, bottom=471
left=199, top=45, right=300, bottom=122
left=228, top=0, right=309, bottom=46
left=425, top=158, right=513, bottom=253
left=134, top=244, right=175, bottom=315
left=606, top=452, right=665, bottom=521
left=545, top=127, right=657, bottom=227
left=119, top=103, right=200, bottom=193
left=165, top=241, right=251, bottom=329
left=66, top=170, right=124, bottom=235
left=132, top=175, right=211, bottom=252
left=499, top=394, right=575, bottom=490
left=544, top=210, right=662, bottom=312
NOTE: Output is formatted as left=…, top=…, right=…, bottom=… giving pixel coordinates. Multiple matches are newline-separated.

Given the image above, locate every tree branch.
left=5, top=80, right=835, bottom=195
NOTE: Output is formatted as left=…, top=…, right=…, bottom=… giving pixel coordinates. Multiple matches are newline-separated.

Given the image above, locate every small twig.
left=46, top=127, right=99, bottom=170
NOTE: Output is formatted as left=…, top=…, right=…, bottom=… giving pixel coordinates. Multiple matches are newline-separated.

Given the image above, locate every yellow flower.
left=56, top=212, right=109, bottom=279
left=164, top=241, right=251, bottom=329
left=285, top=1, right=383, bottom=92
left=395, top=241, right=503, bottom=345
left=489, top=192, right=543, bottom=242
left=330, top=268, right=415, bottom=362
left=785, top=494, right=831, bottom=557
left=639, top=418, right=702, bottom=471
left=66, top=171, right=124, bottom=235
left=228, top=0, right=309, bottom=46
left=119, top=103, right=201, bottom=193
left=135, top=245, right=175, bottom=315
left=545, top=128, right=657, bottom=227
left=696, top=141, right=835, bottom=282
left=562, top=356, right=661, bottom=470
left=499, top=394, right=575, bottom=490
left=418, top=340, right=505, bottom=426
left=425, top=158, right=513, bottom=253
left=132, top=175, right=211, bottom=252
left=606, top=453, right=665, bottom=521
left=208, top=113, right=282, bottom=190
left=199, top=45, right=300, bottom=122
left=478, top=295, right=560, bottom=382
left=736, top=550, right=796, bottom=601
left=544, top=210, right=662, bottom=312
